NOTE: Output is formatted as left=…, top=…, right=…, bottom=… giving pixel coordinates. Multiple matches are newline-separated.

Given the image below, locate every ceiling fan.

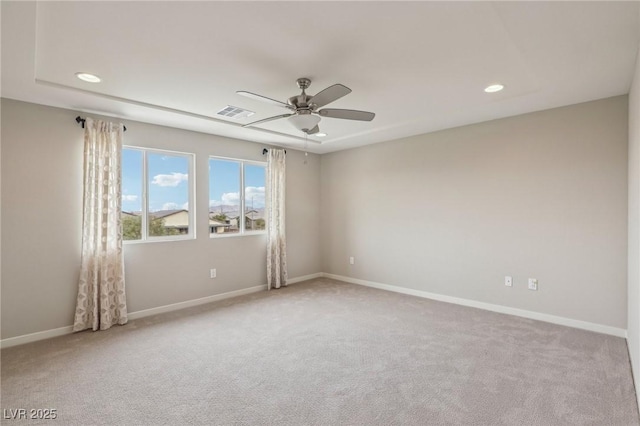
left=237, top=78, right=375, bottom=135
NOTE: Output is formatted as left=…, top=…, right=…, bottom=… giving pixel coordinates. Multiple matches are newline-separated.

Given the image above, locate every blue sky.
left=122, top=149, right=189, bottom=212
left=121, top=149, right=265, bottom=213
left=121, top=149, right=143, bottom=212
left=209, top=159, right=265, bottom=212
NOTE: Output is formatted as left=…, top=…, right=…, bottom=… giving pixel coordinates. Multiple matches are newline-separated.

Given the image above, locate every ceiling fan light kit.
left=289, top=113, right=321, bottom=133
left=237, top=78, right=375, bottom=138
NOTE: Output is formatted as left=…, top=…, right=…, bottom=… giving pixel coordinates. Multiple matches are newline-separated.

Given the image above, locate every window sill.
left=209, top=231, right=266, bottom=239
left=123, top=235, right=195, bottom=244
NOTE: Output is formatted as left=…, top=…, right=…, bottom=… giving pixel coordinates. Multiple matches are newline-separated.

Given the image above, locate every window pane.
left=209, top=159, right=241, bottom=235
left=148, top=153, right=190, bottom=237
left=122, top=148, right=143, bottom=241
left=244, top=164, right=266, bottom=232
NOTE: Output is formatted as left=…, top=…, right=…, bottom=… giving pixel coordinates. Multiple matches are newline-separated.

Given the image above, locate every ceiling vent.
left=216, top=105, right=255, bottom=119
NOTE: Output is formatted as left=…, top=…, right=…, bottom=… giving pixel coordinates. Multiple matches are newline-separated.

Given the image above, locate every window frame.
left=208, top=155, right=267, bottom=239
left=122, top=145, right=196, bottom=244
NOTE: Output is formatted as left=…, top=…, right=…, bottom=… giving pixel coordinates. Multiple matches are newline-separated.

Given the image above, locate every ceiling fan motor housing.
left=288, top=78, right=315, bottom=109
left=288, top=95, right=313, bottom=110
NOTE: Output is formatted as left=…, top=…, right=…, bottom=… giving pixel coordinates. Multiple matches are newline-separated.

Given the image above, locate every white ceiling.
left=2, top=1, right=639, bottom=154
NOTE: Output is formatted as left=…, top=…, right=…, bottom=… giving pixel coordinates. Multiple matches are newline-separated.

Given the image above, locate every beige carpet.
left=1, top=278, right=638, bottom=425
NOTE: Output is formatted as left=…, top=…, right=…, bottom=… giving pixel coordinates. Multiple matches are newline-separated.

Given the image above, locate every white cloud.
left=208, top=193, right=240, bottom=207
left=161, top=202, right=180, bottom=210
left=222, top=192, right=240, bottom=205
left=245, top=186, right=265, bottom=208
left=122, top=195, right=138, bottom=202
left=151, top=172, right=188, bottom=187
left=209, top=188, right=265, bottom=208
left=182, top=202, right=189, bottom=210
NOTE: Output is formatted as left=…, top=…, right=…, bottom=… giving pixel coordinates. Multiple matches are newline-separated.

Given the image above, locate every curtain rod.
left=75, top=116, right=127, bottom=132
left=262, top=148, right=286, bottom=155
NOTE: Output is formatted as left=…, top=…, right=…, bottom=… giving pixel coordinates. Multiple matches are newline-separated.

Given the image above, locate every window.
left=122, top=147, right=195, bottom=242
left=209, top=157, right=266, bottom=236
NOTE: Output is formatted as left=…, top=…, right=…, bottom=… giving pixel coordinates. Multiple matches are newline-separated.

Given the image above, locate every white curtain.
left=266, top=149, right=288, bottom=290
left=73, top=118, right=128, bottom=332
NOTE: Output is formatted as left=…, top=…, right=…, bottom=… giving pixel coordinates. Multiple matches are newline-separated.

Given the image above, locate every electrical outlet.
left=505, top=276, right=513, bottom=287
left=349, top=256, right=355, bottom=265
left=528, top=278, right=538, bottom=291
left=210, top=269, right=217, bottom=279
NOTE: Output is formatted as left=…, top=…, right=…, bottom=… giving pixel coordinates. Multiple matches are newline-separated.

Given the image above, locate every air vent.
left=216, top=105, right=255, bottom=119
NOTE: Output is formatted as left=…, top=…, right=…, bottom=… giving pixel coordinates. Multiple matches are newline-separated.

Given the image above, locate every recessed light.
left=484, top=84, right=504, bottom=93
left=75, top=72, right=101, bottom=83
left=315, top=133, right=327, bottom=137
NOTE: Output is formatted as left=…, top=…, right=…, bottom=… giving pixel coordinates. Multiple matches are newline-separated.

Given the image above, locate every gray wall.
left=1, top=99, right=321, bottom=339
left=1, top=95, right=631, bottom=339
left=321, top=96, right=628, bottom=329
left=628, top=46, right=640, bottom=405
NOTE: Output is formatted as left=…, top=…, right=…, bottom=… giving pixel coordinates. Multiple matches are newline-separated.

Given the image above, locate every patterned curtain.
left=266, top=149, right=288, bottom=290
left=73, top=118, right=128, bottom=332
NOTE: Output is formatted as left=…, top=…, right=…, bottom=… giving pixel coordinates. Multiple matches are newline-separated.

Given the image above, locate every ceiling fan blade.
left=309, top=84, right=352, bottom=108
left=305, top=125, right=320, bottom=135
left=242, top=113, right=293, bottom=128
left=318, top=109, right=375, bottom=121
left=236, top=91, right=290, bottom=109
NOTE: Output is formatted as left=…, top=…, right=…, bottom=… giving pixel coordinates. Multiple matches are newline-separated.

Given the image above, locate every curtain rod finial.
left=262, top=148, right=286, bottom=155
left=75, top=116, right=126, bottom=131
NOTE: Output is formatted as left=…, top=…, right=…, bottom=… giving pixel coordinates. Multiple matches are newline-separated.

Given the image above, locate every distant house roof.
left=125, top=209, right=261, bottom=221
left=209, top=219, right=231, bottom=228
left=210, top=210, right=241, bottom=218
left=244, top=210, right=264, bottom=221
left=150, top=209, right=187, bottom=218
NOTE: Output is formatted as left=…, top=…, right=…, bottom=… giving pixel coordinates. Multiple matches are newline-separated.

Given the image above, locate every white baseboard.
left=1, top=271, right=627, bottom=348
left=127, top=284, right=266, bottom=321
left=322, top=273, right=627, bottom=338
left=287, top=272, right=324, bottom=285
left=1, top=273, right=320, bottom=349
left=0, top=325, right=75, bottom=349
left=1, top=285, right=266, bottom=349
